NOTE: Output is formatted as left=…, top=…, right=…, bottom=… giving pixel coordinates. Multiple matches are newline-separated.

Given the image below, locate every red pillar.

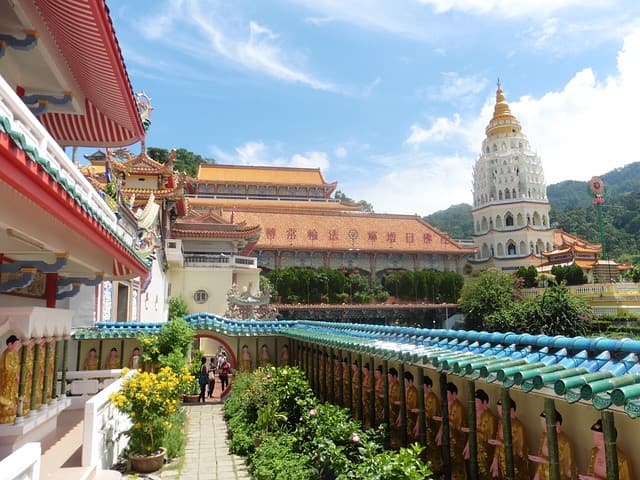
left=45, top=272, right=58, bottom=308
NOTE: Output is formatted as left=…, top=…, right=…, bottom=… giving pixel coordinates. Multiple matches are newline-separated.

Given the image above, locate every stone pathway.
left=158, top=404, right=251, bottom=480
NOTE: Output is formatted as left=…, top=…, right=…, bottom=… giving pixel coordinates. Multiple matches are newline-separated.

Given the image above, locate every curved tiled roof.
left=78, top=315, right=640, bottom=418
left=196, top=164, right=336, bottom=190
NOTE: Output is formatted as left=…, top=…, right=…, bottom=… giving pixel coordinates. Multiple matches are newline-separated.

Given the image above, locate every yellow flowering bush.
left=111, top=366, right=193, bottom=455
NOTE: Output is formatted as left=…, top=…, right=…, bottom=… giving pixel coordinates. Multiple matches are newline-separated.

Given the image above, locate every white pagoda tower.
left=470, top=83, right=554, bottom=271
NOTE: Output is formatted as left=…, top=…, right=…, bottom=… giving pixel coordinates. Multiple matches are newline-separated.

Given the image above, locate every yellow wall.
left=169, top=267, right=260, bottom=316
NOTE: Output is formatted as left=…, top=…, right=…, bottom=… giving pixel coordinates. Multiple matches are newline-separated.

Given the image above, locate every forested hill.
left=424, top=162, right=640, bottom=262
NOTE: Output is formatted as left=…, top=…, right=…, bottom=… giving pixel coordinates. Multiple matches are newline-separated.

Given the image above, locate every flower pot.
left=182, top=394, right=200, bottom=403
left=130, top=446, right=166, bottom=473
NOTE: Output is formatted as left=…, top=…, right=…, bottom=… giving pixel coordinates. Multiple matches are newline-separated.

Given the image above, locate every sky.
left=108, top=0, right=640, bottom=216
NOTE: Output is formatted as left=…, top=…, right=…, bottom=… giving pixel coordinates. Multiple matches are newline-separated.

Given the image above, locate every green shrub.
left=164, top=410, right=187, bottom=459
left=224, top=366, right=432, bottom=480
left=249, top=434, right=314, bottom=480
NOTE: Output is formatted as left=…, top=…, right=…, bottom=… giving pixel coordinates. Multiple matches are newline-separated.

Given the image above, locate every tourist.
left=219, top=358, right=231, bottom=391
left=207, top=357, right=216, bottom=399
left=198, top=356, right=208, bottom=402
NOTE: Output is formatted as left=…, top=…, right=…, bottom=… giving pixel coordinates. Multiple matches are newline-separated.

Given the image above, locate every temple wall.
left=138, top=258, right=168, bottom=323
left=169, top=268, right=233, bottom=316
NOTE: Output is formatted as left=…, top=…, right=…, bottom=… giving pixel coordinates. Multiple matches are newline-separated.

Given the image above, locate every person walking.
left=198, top=357, right=208, bottom=402
left=207, top=357, right=216, bottom=399
left=219, top=359, right=231, bottom=392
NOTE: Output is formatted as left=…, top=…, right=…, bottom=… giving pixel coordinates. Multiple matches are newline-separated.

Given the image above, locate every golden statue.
left=240, top=344, right=252, bottom=372
left=402, top=371, right=418, bottom=442
left=45, top=339, right=56, bottom=402
left=22, top=341, right=34, bottom=414
left=361, top=363, right=372, bottom=428
left=414, top=375, right=442, bottom=473
left=84, top=347, right=99, bottom=370
left=463, top=389, right=497, bottom=480
left=490, top=399, right=530, bottom=480
left=103, top=347, right=120, bottom=369
left=374, top=365, right=385, bottom=426
left=33, top=339, right=45, bottom=410
left=280, top=344, right=289, bottom=366
left=581, top=419, right=633, bottom=480
left=128, top=347, right=141, bottom=369
left=436, top=382, right=467, bottom=480
left=531, top=410, right=577, bottom=480
left=259, top=344, right=271, bottom=367
left=0, top=336, right=21, bottom=423
left=388, top=367, right=401, bottom=448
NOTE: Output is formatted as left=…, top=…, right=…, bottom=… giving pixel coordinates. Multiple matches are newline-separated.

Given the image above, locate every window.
left=194, top=290, right=209, bottom=304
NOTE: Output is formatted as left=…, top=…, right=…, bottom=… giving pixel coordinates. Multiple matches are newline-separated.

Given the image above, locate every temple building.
left=0, top=0, right=155, bottom=463
left=182, top=164, right=476, bottom=278
left=470, top=84, right=555, bottom=272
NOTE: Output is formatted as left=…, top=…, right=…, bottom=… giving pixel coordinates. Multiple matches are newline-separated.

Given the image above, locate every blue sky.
left=108, top=0, right=640, bottom=216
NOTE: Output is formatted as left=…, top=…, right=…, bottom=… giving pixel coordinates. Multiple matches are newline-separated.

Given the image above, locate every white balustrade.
left=0, top=76, right=117, bottom=230
left=0, top=443, right=40, bottom=480
left=82, top=370, right=133, bottom=470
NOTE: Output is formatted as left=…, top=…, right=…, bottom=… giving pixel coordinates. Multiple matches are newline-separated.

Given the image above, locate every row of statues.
left=300, top=351, right=634, bottom=480
left=0, top=335, right=59, bottom=424
left=238, top=343, right=289, bottom=372
left=83, top=346, right=141, bottom=370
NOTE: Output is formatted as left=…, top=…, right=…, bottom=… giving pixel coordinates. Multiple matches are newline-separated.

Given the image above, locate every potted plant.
left=111, top=366, right=191, bottom=473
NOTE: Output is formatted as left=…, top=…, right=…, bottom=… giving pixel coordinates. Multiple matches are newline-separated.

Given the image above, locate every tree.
left=516, top=266, right=538, bottom=288
left=147, top=146, right=215, bottom=176
left=334, top=190, right=374, bottom=212
left=528, top=285, right=593, bottom=336
left=458, top=270, right=521, bottom=331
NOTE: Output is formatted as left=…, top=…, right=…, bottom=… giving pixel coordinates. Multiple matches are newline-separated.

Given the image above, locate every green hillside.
left=425, top=162, right=640, bottom=263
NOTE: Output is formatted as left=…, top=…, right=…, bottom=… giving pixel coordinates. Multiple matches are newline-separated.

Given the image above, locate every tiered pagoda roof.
left=542, top=229, right=602, bottom=269
left=171, top=207, right=261, bottom=241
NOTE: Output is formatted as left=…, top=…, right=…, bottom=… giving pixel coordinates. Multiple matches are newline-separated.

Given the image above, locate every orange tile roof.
left=184, top=197, right=361, bottom=212
left=196, top=164, right=336, bottom=189
left=172, top=209, right=261, bottom=240
left=226, top=208, right=475, bottom=254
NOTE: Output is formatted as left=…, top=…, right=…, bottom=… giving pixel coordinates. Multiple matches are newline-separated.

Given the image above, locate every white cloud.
left=418, top=72, right=488, bottom=106
left=417, top=0, right=612, bottom=18
left=342, top=153, right=473, bottom=216
left=210, top=142, right=331, bottom=171
left=290, top=152, right=330, bottom=170
left=394, top=27, right=640, bottom=215
left=132, top=0, right=334, bottom=91
left=334, top=146, right=348, bottom=158
left=406, top=114, right=462, bottom=145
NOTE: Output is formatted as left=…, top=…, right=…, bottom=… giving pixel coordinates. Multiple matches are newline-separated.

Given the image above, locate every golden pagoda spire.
left=485, top=81, right=521, bottom=137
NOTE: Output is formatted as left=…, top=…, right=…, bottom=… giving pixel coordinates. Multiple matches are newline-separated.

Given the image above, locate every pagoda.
left=469, top=83, right=554, bottom=272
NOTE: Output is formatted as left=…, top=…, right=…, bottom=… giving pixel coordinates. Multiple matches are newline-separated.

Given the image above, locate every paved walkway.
left=158, top=404, right=251, bottom=480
